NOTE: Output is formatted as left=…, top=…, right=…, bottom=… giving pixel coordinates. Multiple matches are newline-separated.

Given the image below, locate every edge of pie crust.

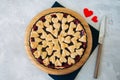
left=25, top=7, right=92, bottom=75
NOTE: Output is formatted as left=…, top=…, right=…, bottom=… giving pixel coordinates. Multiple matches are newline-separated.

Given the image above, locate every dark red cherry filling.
left=31, top=48, right=37, bottom=53
left=37, top=58, right=43, bottom=64
left=62, top=63, right=71, bottom=68
left=33, top=26, right=38, bottom=31
left=73, top=19, right=80, bottom=25
left=51, top=14, right=57, bottom=18
left=31, top=37, right=35, bottom=42
left=48, top=62, right=55, bottom=69
left=82, top=42, right=87, bottom=49
left=80, top=30, right=85, bottom=36
left=40, top=16, right=46, bottom=22
left=75, top=55, right=80, bottom=62
left=63, top=13, right=68, bottom=18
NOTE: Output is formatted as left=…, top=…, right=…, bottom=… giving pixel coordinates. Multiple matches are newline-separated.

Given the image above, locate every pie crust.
left=25, top=8, right=92, bottom=75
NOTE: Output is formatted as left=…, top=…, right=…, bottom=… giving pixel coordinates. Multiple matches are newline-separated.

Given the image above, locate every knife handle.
left=94, top=44, right=103, bottom=78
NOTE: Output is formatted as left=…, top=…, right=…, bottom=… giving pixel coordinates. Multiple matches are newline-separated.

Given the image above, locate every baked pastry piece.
left=25, top=8, right=92, bottom=75
left=29, top=12, right=87, bottom=69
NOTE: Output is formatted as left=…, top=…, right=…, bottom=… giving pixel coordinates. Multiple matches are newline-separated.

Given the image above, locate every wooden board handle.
left=94, top=44, right=103, bottom=78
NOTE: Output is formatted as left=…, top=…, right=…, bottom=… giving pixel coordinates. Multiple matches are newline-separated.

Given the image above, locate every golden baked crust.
left=25, top=8, right=92, bottom=75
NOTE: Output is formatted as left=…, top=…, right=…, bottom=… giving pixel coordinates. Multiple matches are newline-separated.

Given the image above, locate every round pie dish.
left=25, top=8, right=92, bottom=75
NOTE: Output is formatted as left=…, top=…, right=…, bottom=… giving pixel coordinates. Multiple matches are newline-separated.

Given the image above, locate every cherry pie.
left=25, top=8, right=92, bottom=75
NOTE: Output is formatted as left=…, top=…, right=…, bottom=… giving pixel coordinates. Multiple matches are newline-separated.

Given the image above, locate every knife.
left=94, top=16, right=107, bottom=78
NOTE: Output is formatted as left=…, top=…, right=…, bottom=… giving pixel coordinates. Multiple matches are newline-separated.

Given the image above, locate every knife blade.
left=94, top=16, right=107, bottom=78
left=98, top=16, right=107, bottom=44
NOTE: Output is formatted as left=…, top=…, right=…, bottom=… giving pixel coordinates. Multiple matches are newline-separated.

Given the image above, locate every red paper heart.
left=83, top=8, right=93, bottom=17
left=91, top=16, right=98, bottom=23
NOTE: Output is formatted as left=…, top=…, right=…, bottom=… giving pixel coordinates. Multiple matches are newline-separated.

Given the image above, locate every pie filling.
left=29, top=12, right=87, bottom=69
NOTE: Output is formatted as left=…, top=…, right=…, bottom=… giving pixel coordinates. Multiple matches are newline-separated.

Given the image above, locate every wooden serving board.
left=24, top=8, right=92, bottom=75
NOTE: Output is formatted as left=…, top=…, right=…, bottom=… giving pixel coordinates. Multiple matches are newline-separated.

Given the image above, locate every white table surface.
left=0, top=0, right=120, bottom=80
